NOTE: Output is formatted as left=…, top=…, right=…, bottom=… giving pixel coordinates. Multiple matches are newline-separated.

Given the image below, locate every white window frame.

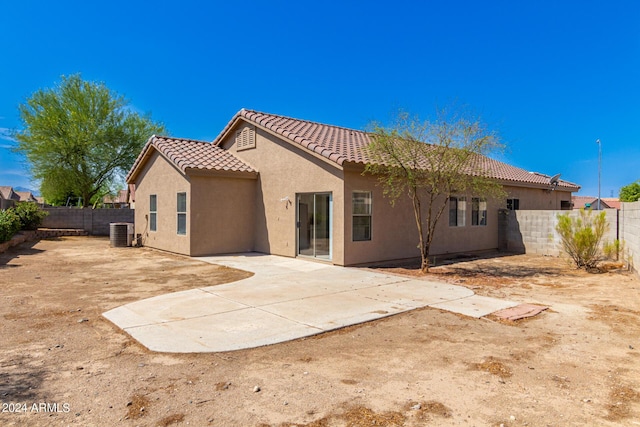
left=352, top=191, right=372, bottom=241
left=149, top=194, right=157, bottom=232
left=177, top=192, right=187, bottom=235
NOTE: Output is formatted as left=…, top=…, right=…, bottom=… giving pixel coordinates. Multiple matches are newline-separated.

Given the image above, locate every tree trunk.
left=409, top=188, right=428, bottom=272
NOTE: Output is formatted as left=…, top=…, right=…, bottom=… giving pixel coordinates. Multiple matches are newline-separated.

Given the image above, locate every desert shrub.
left=0, top=209, right=21, bottom=243
left=556, top=209, right=608, bottom=269
left=13, top=202, right=48, bottom=230
left=603, top=239, right=625, bottom=261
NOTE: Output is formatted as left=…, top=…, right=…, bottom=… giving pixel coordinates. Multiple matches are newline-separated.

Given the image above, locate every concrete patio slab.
left=353, top=279, right=474, bottom=308
left=261, top=292, right=408, bottom=330
left=429, top=294, right=520, bottom=318
left=103, top=253, right=520, bottom=353
left=122, top=308, right=323, bottom=353
left=103, top=289, right=249, bottom=329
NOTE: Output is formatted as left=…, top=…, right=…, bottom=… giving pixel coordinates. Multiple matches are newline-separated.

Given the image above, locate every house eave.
left=185, top=168, right=258, bottom=180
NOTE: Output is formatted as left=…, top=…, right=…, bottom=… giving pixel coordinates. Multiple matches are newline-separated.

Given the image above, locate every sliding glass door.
left=297, top=193, right=332, bottom=260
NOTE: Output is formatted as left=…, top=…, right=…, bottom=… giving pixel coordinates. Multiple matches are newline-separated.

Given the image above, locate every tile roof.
left=103, top=189, right=129, bottom=204
left=15, top=191, right=36, bottom=202
left=571, top=195, right=595, bottom=209
left=602, top=197, right=621, bottom=209
left=215, top=109, right=579, bottom=191
left=0, top=186, right=17, bottom=200
left=572, top=196, right=620, bottom=209
left=127, top=136, right=257, bottom=182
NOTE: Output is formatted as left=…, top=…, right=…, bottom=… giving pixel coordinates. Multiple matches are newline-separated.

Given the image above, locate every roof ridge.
left=241, top=109, right=367, bottom=135
left=154, top=135, right=215, bottom=146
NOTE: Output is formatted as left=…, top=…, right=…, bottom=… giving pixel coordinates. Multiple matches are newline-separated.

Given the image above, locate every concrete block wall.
left=620, top=201, right=640, bottom=272
left=42, top=208, right=134, bottom=235
left=501, top=209, right=618, bottom=257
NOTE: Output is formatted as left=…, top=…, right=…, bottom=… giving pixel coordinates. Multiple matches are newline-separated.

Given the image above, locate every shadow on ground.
left=0, top=240, right=45, bottom=268
left=0, top=355, right=47, bottom=401
left=373, top=251, right=566, bottom=279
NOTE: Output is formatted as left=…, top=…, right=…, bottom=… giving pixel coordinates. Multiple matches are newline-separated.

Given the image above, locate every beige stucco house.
left=126, top=109, right=580, bottom=265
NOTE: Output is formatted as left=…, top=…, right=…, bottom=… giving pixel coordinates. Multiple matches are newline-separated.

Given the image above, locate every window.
left=149, top=195, right=157, bottom=232
left=177, top=192, right=187, bottom=235
left=506, top=198, right=519, bottom=210
left=472, top=197, right=487, bottom=226
left=236, top=126, right=256, bottom=151
left=352, top=191, right=372, bottom=241
left=449, top=196, right=466, bottom=227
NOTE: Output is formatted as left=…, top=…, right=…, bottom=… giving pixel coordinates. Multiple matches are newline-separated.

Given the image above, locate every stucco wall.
left=621, top=201, right=640, bottom=272
left=342, top=170, right=504, bottom=265
left=502, top=209, right=618, bottom=256
left=503, top=185, right=573, bottom=210
left=42, top=207, right=134, bottom=235
left=221, top=124, right=346, bottom=264
left=189, top=174, right=257, bottom=256
left=133, top=151, right=191, bottom=255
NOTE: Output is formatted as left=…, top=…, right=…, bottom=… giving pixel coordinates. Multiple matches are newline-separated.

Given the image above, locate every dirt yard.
left=1, top=237, right=639, bottom=426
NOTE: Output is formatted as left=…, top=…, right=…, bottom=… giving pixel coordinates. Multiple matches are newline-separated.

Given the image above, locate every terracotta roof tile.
left=571, top=196, right=620, bottom=209
left=15, top=191, right=36, bottom=202
left=127, top=135, right=257, bottom=182
left=603, top=198, right=621, bottom=209
left=223, top=109, right=579, bottom=191
left=0, top=186, right=14, bottom=199
left=0, top=186, right=21, bottom=200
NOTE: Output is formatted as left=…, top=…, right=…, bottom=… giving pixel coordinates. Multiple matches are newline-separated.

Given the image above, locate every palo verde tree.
left=15, top=74, right=164, bottom=207
left=364, top=109, right=506, bottom=272
left=619, top=180, right=640, bottom=202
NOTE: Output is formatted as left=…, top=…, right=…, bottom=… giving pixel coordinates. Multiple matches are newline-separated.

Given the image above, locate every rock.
left=253, top=386, right=261, bottom=392
left=510, top=415, right=516, bottom=421
left=411, top=403, right=421, bottom=410
left=78, top=318, right=89, bottom=323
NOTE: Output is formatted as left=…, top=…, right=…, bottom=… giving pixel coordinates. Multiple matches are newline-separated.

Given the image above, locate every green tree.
left=15, top=74, right=164, bottom=207
left=364, top=109, right=506, bottom=272
left=556, top=209, right=608, bottom=269
left=619, top=181, right=640, bottom=202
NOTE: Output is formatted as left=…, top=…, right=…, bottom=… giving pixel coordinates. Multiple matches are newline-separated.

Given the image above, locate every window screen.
left=177, top=192, right=187, bottom=235
left=149, top=195, right=157, bottom=232
left=352, top=191, right=372, bottom=241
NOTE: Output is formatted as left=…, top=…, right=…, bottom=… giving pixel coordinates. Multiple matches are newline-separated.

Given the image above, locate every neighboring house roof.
left=602, top=197, right=621, bottom=209
left=0, top=186, right=19, bottom=200
left=212, top=109, right=580, bottom=191
left=572, top=196, right=617, bottom=209
left=15, top=191, right=37, bottom=202
left=103, top=189, right=129, bottom=204
left=127, top=135, right=258, bottom=182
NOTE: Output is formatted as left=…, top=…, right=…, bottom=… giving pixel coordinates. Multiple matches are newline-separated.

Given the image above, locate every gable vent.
left=236, top=126, right=256, bottom=151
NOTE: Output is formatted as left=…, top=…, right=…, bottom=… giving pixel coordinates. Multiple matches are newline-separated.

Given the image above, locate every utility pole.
left=597, top=139, right=601, bottom=210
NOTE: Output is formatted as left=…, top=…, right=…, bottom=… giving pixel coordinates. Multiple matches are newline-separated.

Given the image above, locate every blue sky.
left=1, top=0, right=638, bottom=197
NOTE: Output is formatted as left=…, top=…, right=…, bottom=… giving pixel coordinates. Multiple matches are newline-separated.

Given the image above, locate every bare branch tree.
left=365, top=109, right=506, bottom=272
